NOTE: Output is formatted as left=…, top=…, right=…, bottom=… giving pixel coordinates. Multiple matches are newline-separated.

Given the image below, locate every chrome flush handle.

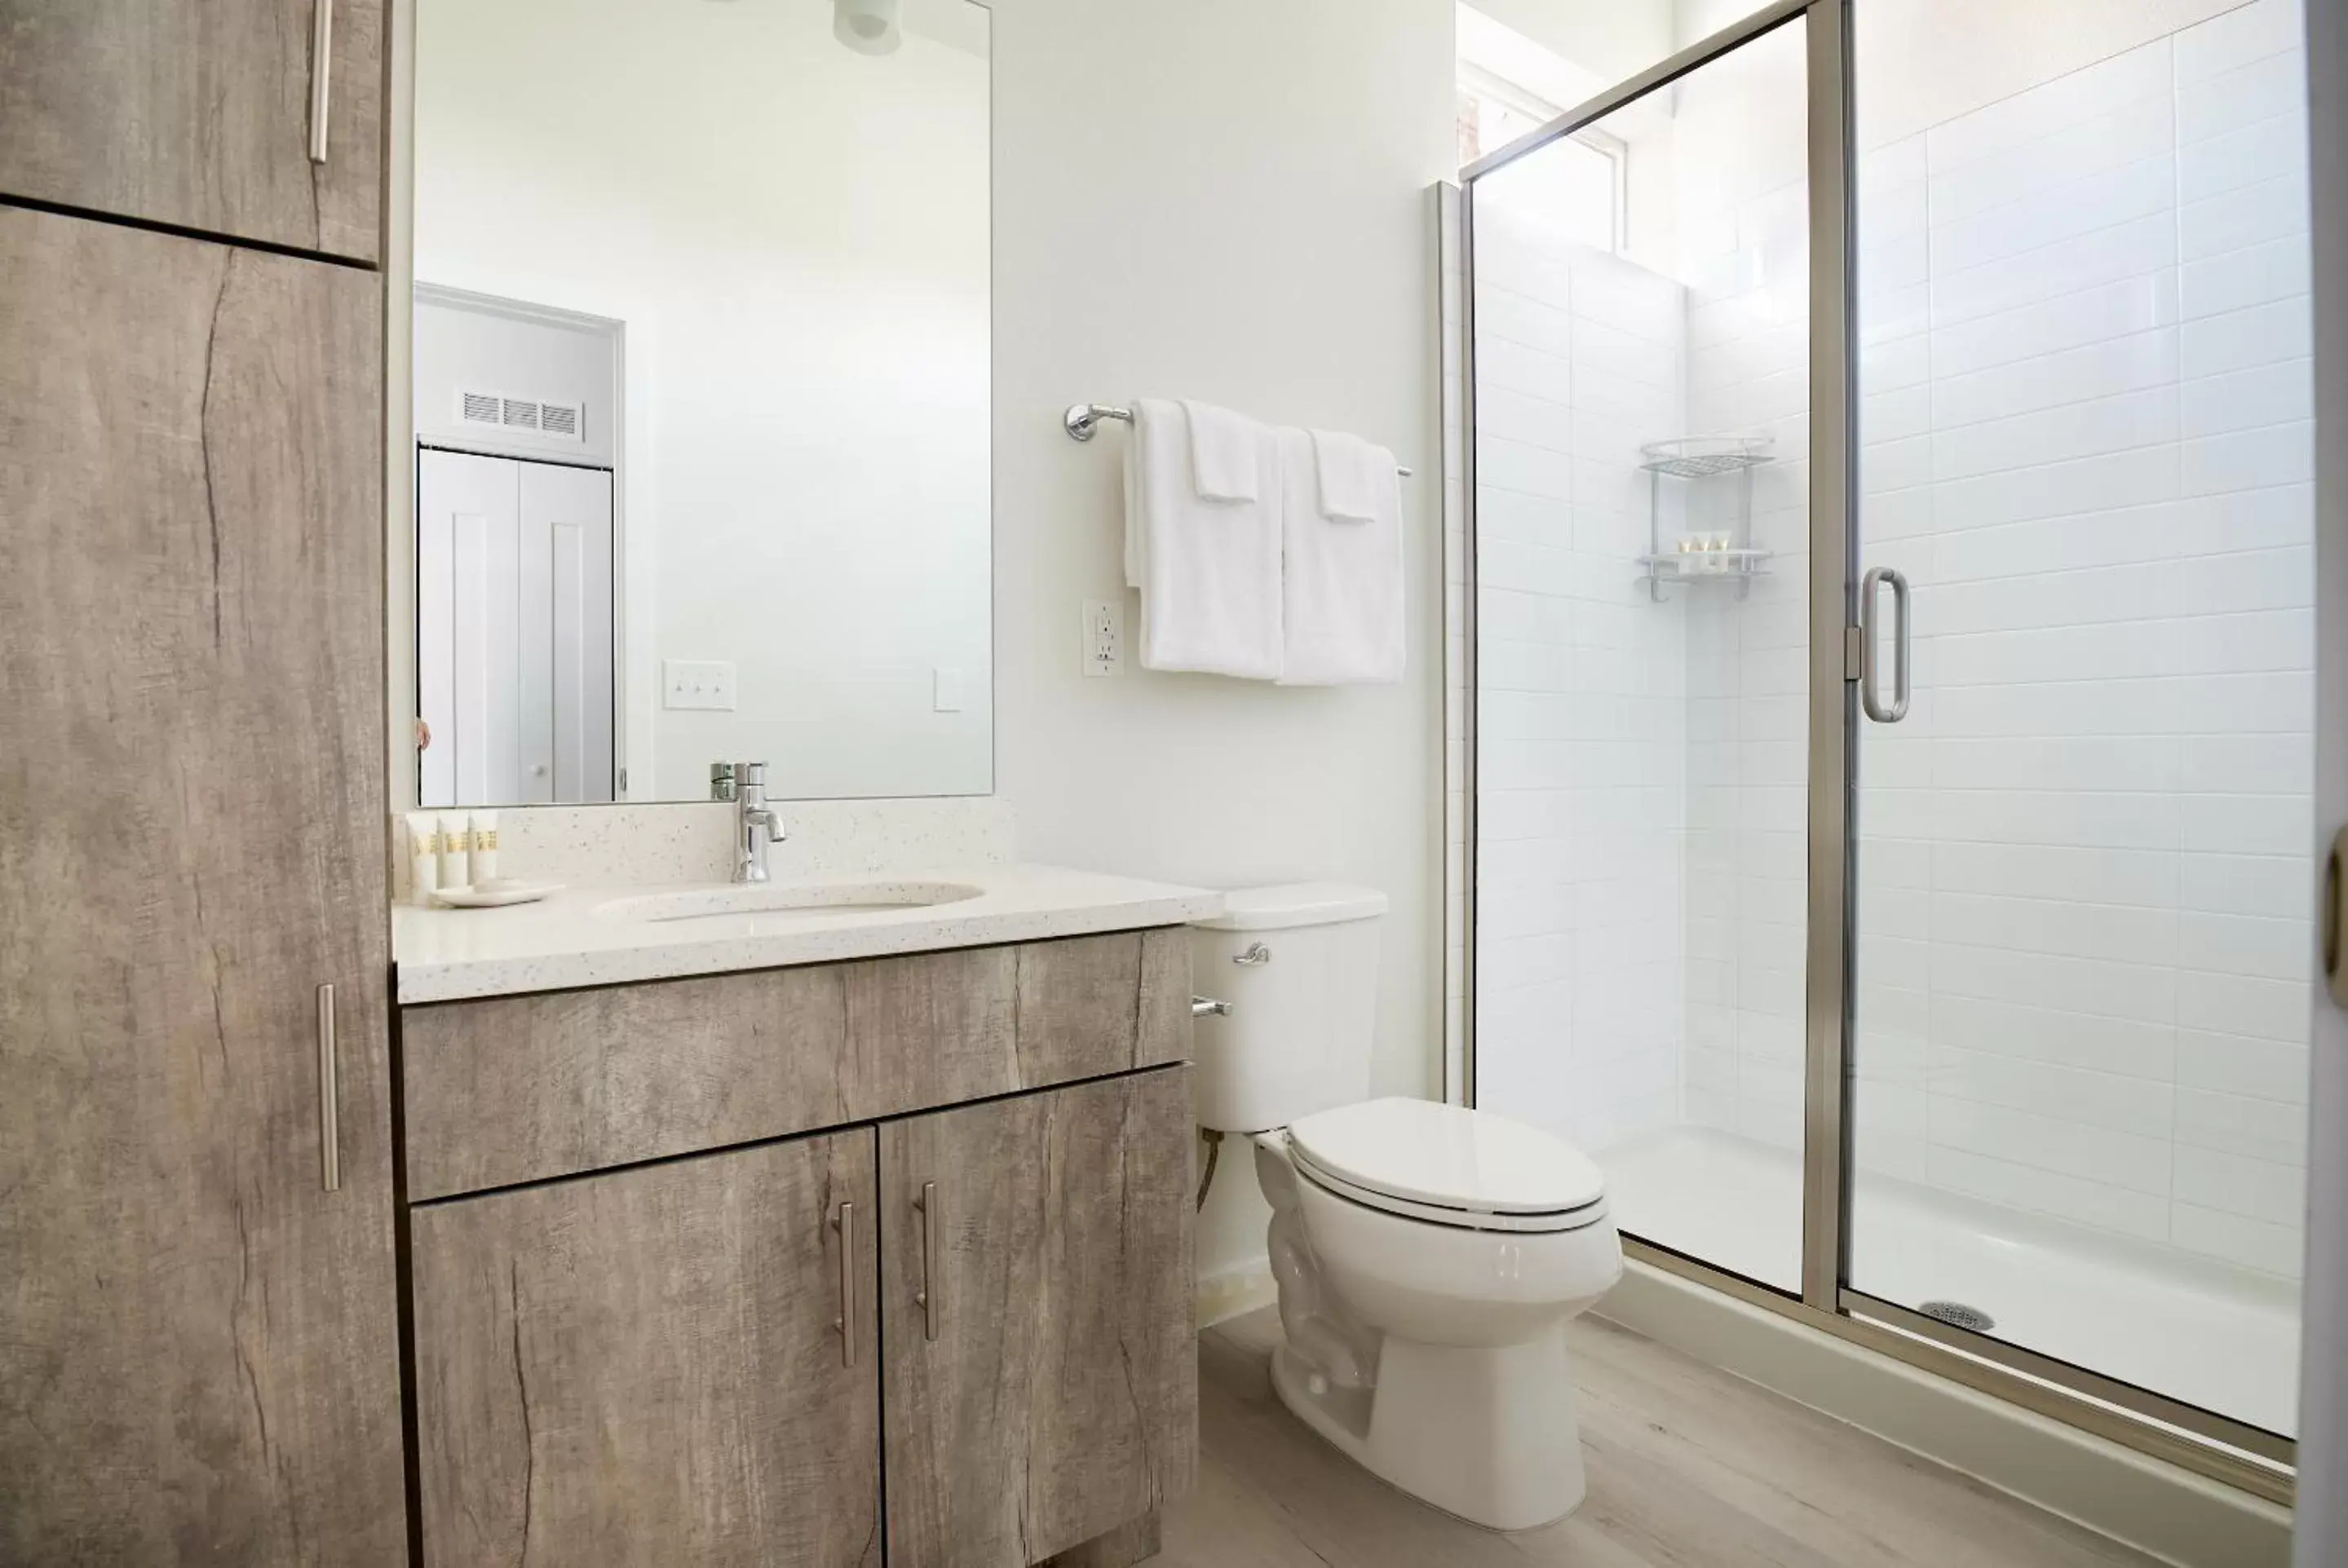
left=1232, top=942, right=1272, bottom=966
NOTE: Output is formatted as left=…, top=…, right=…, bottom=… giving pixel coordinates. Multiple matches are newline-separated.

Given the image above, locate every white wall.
left=1470, top=0, right=1673, bottom=86
left=988, top=0, right=1454, bottom=1287
left=413, top=0, right=993, bottom=802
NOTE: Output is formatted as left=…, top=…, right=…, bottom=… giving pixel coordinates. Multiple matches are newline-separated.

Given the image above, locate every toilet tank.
left=1188, top=883, right=1388, bottom=1133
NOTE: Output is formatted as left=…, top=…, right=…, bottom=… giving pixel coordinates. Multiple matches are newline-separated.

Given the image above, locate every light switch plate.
left=933, top=666, right=966, bottom=713
left=663, top=659, right=737, bottom=710
left=1083, top=598, right=1123, bottom=678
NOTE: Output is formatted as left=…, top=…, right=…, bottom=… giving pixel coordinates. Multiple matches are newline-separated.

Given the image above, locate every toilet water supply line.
left=1190, top=987, right=1239, bottom=1212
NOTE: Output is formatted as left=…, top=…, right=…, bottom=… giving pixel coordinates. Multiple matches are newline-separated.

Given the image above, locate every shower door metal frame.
left=1457, top=0, right=2297, bottom=1505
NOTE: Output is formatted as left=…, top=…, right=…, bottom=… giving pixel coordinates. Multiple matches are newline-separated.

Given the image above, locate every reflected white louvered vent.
left=455, top=389, right=585, bottom=443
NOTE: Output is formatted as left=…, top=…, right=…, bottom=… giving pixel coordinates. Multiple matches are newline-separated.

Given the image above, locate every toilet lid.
left=1286, top=1098, right=1605, bottom=1218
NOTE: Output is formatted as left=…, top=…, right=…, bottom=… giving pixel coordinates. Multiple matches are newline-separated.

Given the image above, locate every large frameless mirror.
left=404, top=0, right=993, bottom=808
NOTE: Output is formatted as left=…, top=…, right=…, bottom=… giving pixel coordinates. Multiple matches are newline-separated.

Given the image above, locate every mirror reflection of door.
left=417, top=450, right=616, bottom=807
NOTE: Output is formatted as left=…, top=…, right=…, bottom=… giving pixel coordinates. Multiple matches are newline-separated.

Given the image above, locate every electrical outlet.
left=1083, top=598, right=1123, bottom=678
left=663, top=659, right=737, bottom=710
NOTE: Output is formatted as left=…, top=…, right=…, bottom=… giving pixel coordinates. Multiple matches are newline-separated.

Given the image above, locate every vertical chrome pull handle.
left=316, top=983, right=340, bottom=1191
left=307, top=0, right=334, bottom=164
left=913, top=1181, right=939, bottom=1341
left=1859, top=565, right=1911, bottom=723
left=831, top=1201, right=856, bottom=1366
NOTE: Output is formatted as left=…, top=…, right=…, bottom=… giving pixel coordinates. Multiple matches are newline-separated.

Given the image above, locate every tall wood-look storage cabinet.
left=0, top=5, right=403, bottom=1560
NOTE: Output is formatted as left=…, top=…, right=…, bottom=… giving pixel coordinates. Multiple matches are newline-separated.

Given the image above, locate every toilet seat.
left=1285, top=1098, right=1608, bottom=1235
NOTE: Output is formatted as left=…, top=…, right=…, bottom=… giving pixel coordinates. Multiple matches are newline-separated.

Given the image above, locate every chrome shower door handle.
left=1859, top=565, right=1911, bottom=723
left=307, top=0, right=334, bottom=164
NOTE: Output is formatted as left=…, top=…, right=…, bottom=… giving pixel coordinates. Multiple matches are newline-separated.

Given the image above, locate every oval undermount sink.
left=593, top=880, right=985, bottom=925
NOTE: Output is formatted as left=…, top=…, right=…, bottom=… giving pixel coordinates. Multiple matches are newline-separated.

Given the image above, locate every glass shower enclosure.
left=1459, top=0, right=2313, bottom=1500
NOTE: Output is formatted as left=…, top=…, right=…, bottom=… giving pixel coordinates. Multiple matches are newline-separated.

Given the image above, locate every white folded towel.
left=1182, top=400, right=1265, bottom=502
left=1310, top=427, right=1386, bottom=522
left=1123, top=399, right=1284, bottom=678
left=1277, top=425, right=1404, bottom=685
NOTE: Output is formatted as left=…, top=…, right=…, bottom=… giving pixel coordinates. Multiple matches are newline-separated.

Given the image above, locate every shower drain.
left=1917, top=1300, right=1996, bottom=1333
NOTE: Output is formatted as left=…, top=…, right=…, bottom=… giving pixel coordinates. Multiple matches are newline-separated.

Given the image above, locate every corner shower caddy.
left=1636, top=434, right=1775, bottom=601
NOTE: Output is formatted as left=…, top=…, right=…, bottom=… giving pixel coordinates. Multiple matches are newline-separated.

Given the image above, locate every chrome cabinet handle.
left=307, top=0, right=334, bottom=163
left=1191, top=996, right=1232, bottom=1018
left=1859, top=565, right=1911, bottom=723
left=913, top=1182, right=939, bottom=1341
left=831, top=1201, right=856, bottom=1366
left=1232, top=942, right=1272, bottom=966
left=316, top=983, right=340, bottom=1191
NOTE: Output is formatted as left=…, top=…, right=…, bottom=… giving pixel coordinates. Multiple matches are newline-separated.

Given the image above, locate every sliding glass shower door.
left=1463, top=0, right=2312, bottom=1493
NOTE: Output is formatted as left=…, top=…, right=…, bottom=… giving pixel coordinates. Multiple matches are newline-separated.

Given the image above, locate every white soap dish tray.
left=431, top=880, right=563, bottom=909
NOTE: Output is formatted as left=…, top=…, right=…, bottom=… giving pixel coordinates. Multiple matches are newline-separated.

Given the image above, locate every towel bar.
left=1063, top=402, right=1412, bottom=476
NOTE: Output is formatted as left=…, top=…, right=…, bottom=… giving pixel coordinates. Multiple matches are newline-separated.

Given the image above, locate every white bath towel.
left=1310, top=426, right=1386, bottom=522
left=1182, top=400, right=1265, bottom=502
left=1277, top=425, right=1404, bottom=685
left=1122, top=399, right=1284, bottom=678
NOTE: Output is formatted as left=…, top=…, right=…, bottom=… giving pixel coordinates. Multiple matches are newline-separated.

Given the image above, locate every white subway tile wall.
left=1848, top=0, right=2314, bottom=1278
left=1470, top=192, right=1692, bottom=1158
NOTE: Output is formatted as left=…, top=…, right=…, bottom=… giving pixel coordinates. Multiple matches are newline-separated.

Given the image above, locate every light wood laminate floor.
left=1155, top=1308, right=2162, bottom=1567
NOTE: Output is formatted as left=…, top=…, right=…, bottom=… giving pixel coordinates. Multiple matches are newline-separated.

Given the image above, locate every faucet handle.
left=736, top=761, right=767, bottom=790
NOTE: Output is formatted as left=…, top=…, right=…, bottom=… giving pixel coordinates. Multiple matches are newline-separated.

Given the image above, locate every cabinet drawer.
left=400, top=928, right=1189, bottom=1199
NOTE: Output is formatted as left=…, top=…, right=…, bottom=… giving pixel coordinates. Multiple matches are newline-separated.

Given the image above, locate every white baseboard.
left=1196, top=1257, right=1277, bottom=1331
left=1598, top=1260, right=2293, bottom=1568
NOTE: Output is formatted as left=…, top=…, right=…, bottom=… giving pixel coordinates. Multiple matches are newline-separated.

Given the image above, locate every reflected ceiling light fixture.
left=834, top=0, right=901, bottom=55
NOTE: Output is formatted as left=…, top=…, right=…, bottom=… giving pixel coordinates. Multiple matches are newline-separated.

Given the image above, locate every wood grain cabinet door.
left=410, top=1132, right=884, bottom=1567
left=881, top=1067, right=1198, bottom=1568
left=0, top=0, right=384, bottom=261
left=0, top=208, right=402, bottom=1562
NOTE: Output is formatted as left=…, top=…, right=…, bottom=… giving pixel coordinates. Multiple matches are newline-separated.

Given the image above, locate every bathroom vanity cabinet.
left=400, top=930, right=1198, bottom=1567
left=0, top=0, right=387, bottom=262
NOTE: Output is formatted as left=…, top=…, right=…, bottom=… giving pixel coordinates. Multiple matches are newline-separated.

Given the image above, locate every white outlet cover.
left=663, top=659, right=737, bottom=710
left=1083, top=598, right=1123, bottom=678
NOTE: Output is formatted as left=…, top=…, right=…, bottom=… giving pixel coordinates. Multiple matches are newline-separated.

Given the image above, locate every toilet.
left=1192, top=884, right=1623, bottom=1532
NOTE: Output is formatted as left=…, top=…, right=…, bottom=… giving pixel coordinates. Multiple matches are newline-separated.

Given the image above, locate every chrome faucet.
left=732, top=761, right=782, bottom=883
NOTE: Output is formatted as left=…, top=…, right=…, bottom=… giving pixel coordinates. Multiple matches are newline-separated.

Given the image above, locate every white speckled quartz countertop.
left=392, top=864, right=1224, bottom=1004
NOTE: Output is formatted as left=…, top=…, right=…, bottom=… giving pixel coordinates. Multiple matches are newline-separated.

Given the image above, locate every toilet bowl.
left=1191, top=886, right=1625, bottom=1531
